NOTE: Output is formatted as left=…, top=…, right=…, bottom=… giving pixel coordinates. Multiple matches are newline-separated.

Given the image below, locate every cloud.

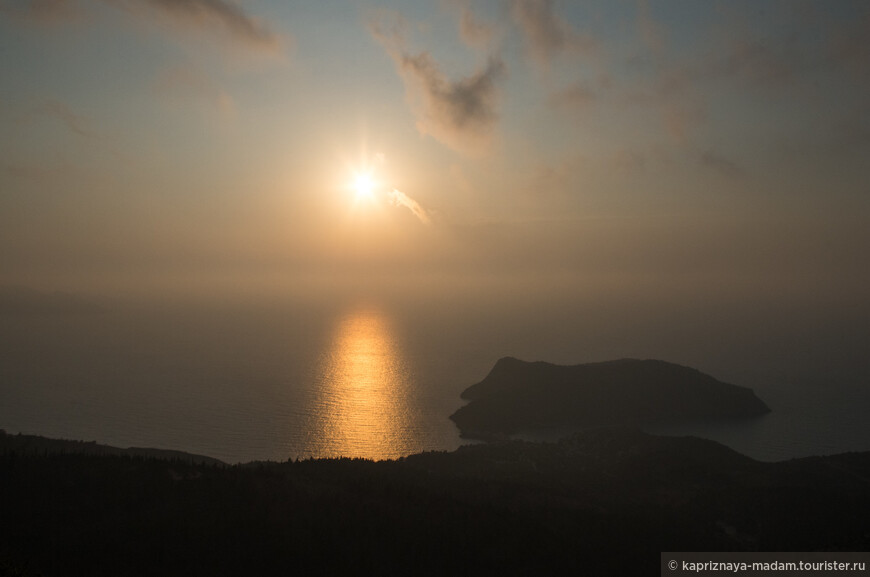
left=700, top=150, right=741, bottom=178
left=777, top=111, right=870, bottom=162
left=155, top=65, right=236, bottom=121
left=443, top=0, right=497, bottom=50
left=613, top=4, right=822, bottom=148
left=110, top=0, right=282, bottom=53
left=0, top=0, right=79, bottom=23
left=389, top=189, right=431, bottom=224
left=636, top=0, right=665, bottom=56
left=3, top=0, right=283, bottom=53
left=548, top=79, right=599, bottom=110
left=2, top=161, right=68, bottom=181
left=610, top=148, right=646, bottom=173
left=824, top=6, right=870, bottom=86
left=399, top=53, right=505, bottom=152
left=448, top=164, right=474, bottom=195
left=28, top=99, right=93, bottom=136
left=457, top=3, right=493, bottom=49
left=368, top=8, right=408, bottom=46
left=371, top=11, right=506, bottom=154
left=510, top=0, right=594, bottom=68
left=704, top=37, right=802, bottom=92
left=510, top=0, right=567, bottom=65
left=683, top=6, right=827, bottom=96
left=662, top=99, right=705, bottom=144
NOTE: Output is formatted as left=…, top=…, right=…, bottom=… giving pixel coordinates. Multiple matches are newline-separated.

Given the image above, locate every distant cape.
left=0, top=430, right=224, bottom=466
left=450, top=357, right=771, bottom=440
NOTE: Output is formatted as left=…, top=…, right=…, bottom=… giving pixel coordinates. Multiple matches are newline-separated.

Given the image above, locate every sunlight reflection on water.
left=299, top=308, right=417, bottom=460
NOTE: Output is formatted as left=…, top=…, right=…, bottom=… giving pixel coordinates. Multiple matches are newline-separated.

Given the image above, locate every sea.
left=2, top=287, right=869, bottom=464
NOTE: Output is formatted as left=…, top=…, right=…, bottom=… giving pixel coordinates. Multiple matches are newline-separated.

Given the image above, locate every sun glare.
left=353, top=172, right=376, bottom=201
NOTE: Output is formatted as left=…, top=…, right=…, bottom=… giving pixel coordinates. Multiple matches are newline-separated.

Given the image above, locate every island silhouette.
left=451, top=357, right=770, bottom=440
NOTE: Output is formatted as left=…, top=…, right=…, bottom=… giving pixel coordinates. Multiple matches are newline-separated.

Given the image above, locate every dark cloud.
left=371, top=11, right=506, bottom=154
left=399, top=53, right=505, bottom=149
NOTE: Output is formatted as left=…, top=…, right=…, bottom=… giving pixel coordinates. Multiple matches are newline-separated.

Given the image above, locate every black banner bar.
left=662, top=552, right=870, bottom=576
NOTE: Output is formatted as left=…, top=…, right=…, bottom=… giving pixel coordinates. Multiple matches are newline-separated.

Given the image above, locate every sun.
left=353, top=172, right=376, bottom=201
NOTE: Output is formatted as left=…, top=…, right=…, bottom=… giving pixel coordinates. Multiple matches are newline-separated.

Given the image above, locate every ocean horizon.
left=2, top=288, right=868, bottom=464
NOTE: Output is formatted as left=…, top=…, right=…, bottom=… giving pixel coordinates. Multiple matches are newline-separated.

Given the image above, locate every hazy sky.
left=1, top=0, right=868, bottom=300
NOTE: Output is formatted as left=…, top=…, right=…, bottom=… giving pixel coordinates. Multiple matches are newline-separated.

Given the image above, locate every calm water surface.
left=299, top=308, right=420, bottom=460
left=1, top=292, right=869, bottom=463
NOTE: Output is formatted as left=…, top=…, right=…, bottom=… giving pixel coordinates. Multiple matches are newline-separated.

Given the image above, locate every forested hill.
left=2, top=428, right=869, bottom=576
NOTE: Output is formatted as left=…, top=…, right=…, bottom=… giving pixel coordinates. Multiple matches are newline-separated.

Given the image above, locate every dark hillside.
left=2, top=428, right=868, bottom=576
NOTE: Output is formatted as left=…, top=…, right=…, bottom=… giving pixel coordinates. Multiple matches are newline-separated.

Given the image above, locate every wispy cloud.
left=826, top=6, right=870, bottom=80
left=662, top=100, right=705, bottom=144
left=2, top=161, right=68, bottom=181
left=27, top=99, right=93, bottom=137
left=116, top=0, right=282, bottom=53
left=389, top=189, right=431, bottom=224
left=3, top=0, right=284, bottom=54
left=443, top=0, right=499, bottom=50
left=457, top=2, right=494, bottom=49
left=0, top=0, right=79, bottom=24
left=548, top=79, right=600, bottom=111
left=700, top=150, right=742, bottom=178
left=511, top=0, right=567, bottom=66
left=705, top=37, right=803, bottom=93
left=370, top=10, right=506, bottom=155
left=155, top=65, right=236, bottom=121
left=636, top=0, right=665, bottom=56
left=510, top=0, right=595, bottom=69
